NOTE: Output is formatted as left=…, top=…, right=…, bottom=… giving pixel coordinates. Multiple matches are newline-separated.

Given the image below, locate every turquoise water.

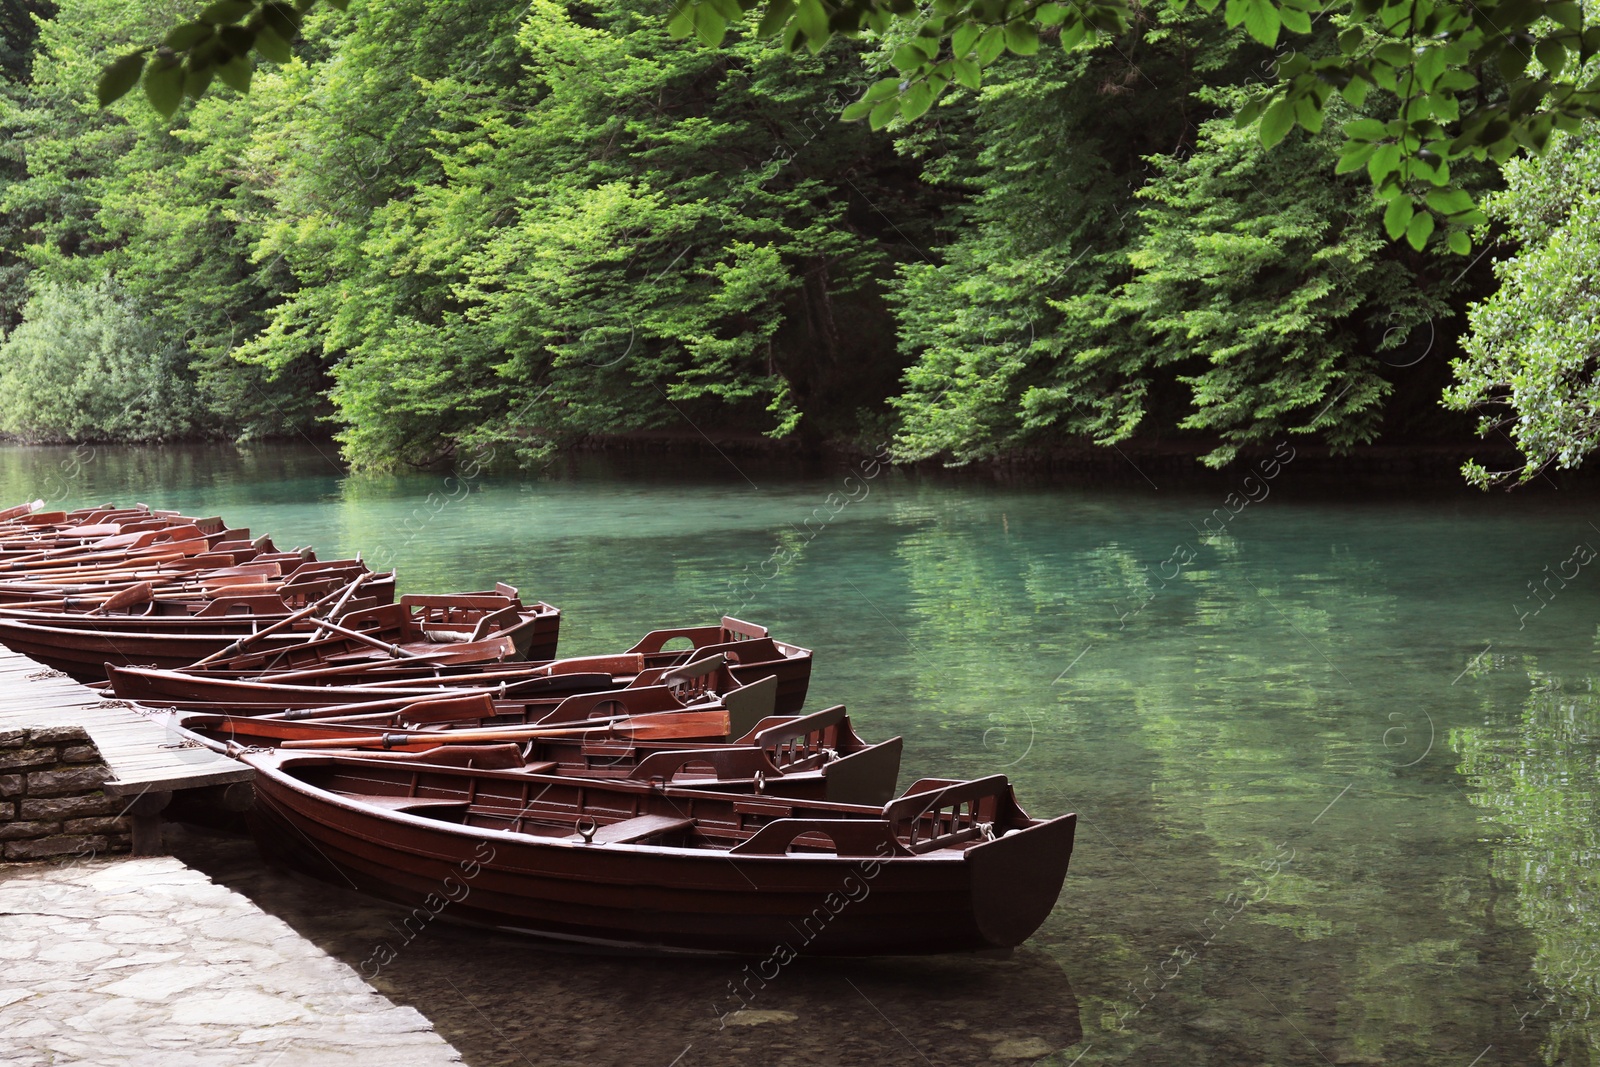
left=6, top=441, right=1600, bottom=1066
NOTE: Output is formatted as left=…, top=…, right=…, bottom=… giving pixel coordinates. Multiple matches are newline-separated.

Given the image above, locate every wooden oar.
left=0, top=500, right=45, bottom=524
left=85, top=582, right=156, bottom=615
left=188, top=573, right=371, bottom=666
left=302, top=614, right=425, bottom=660
left=278, top=709, right=732, bottom=749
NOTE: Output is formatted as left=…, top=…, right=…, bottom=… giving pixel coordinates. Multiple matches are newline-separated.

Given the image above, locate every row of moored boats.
left=0, top=499, right=1076, bottom=955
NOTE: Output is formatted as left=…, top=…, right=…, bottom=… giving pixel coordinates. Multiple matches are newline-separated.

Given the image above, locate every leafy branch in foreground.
left=95, top=0, right=345, bottom=116
left=672, top=0, right=1599, bottom=251
left=102, top=0, right=1597, bottom=251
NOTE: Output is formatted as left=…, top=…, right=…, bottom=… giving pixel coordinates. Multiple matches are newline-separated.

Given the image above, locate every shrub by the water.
left=0, top=278, right=201, bottom=443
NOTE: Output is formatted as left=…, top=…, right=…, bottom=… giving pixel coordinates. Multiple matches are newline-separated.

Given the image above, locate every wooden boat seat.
left=345, top=794, right=471, bottom=816
left=733, top=797, right=795, bottom=818
left=572, top=814, right=695, bottom=845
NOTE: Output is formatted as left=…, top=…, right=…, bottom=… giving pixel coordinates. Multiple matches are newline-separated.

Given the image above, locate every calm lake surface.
left=5, top=441, right=1599, bottom=1066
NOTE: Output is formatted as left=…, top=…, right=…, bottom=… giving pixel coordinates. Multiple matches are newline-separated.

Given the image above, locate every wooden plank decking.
left=0, top=645, right=251, bottom=797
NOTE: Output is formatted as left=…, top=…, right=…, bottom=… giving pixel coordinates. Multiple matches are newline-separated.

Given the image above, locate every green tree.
left=226, top=0, right=911, bottom=468
left=102, top=0, right=1597, bottom=259
left=0, top=276, right=201, bottom=440
left=890, top=17, right=1480, bottom=466
left=1445, top=122, right=1600, bottom=487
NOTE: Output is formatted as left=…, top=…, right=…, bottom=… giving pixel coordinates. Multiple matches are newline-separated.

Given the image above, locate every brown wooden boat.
left=240, top=748, right=1076, bottom=955
left=175, top=692, right=903, bottom=804
left=4, top=589, right=556, bottom=682
left=105, top=617, right=807, bottom=714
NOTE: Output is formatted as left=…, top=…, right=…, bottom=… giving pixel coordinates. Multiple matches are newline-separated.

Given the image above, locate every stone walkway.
left=0, top=854, right=462, bottom=1067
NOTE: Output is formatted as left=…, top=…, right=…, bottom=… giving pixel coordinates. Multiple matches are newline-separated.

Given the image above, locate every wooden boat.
left=0, top=560, right=387, bottom=621
left=105, top=617, right=808, bottom=714
left=240, top=748, right=1076, bottom=955
left=175, top=690, right=903, bottom=804
left=5, top=589, right=557, bottom=682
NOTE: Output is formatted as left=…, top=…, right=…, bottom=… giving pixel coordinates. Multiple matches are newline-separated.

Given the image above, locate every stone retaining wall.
left=0, top=725, right=130, bottom=860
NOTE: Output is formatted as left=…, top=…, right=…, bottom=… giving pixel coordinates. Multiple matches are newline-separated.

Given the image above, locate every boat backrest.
left=721, top=675, right=779, bottom=740
left=741, top=703, right=846, bottom=751
left=468, top=605, right=522, bottom=642
left=883, top=775, right=1014, bottom=854
left=628, top=747, right=781, bottom=783
left=728, top=818, right=908, bottom=857
left=151, top=524, right=204, bottom=544
left=720, top=616, right=770, bottom=641
left=624, top=623, right=732, bottom=656
left=194, top=594, right=293, bottom=617
left=538, top=685, right=680, bottom=726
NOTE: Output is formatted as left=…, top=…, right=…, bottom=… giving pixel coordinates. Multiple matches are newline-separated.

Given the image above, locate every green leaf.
left=901, top=81, right=935, bottom=120
left=164, top=23, right=214, bottom=50
left=693, top=7, right=729, bottom=47
left=1548, top=0, right=1582, bottom=28
left=951, top=22, right=980, bottom=56
left=1036, top=3, right=1068, bottom=25
left=975, top=25, right=1005, bottom=64
left=1344, top=117, right=1387, bottom=141
left=253, top=25, right=292, bottom=62
left=1059, top=19, right=1088, bottom=48
left=1294, top=95, right=1324, bottom=133
left=1260, top=98, right=1295, bottom=147
left=1335, top=141, right=1375, bottom=173
left=219, top=24, right=256, bottom=55
left=794, top=0, right=829, bottom=41
left=1373, top=42, right=1410, bottom=66
left=841, top=98, right=874, bottom=121
left=1383, top=194, right=1414, bottom=240
left=1279, top=5, right=1311, bottom=32
left=184, top=63, right=215, bottom=99
left=863, top=76, right=901, bottom=102
left=1341, top=76, right=1370, bottom=107
left=1243, top=0, right=1280, bottom=45
left=1234, top=93, right=1266, bottom=127
left=951, top=57, right=982, bottom=89
left=143, top=57, right=184, bottom=117
left=1004, top=21, right=1039, bottom=54
left=322, top=0, right=348, bottom=11
left=1535, top=37, right=1567, bottom=76
left=756, top=0, right=795, bottom=35
left=1406, top=209, right=1434, bottom=250
left=892, top=43, right=927, bottom=70
left=216, top=54, right=253, bottom=92
left=260, top=1, right=301, bottom=41
left=667, top=0, right=695, bottom=37
left=1446, top=230, right=1471, bottom=255
left=1367, top=141, right=1401, bottom=182
left=1425, top=187, right=1475, bottom=216
left=199, top=0, right=255, bottom=24
left=868, top=98, right=899, bottom=128
left=96, top=53, right=146, bottom=106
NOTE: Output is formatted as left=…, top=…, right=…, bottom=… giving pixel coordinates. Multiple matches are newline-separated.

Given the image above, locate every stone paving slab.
left=0, top=855, right=462, bottom=1067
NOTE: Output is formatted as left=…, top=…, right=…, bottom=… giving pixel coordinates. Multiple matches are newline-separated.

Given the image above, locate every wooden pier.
left=0, top=644, right=251, bottom=851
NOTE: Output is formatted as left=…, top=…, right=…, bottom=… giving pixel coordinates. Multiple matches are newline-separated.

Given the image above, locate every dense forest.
left=0, top=0, right=1595, bottom=482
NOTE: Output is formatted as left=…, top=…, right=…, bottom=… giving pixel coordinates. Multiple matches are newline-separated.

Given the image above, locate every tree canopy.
left=0, top=0, right=1589, bottom=483
left=98, top=0, right=1600, bottom=256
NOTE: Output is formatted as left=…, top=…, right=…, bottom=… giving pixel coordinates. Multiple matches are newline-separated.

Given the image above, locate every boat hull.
left=244, top=758, right=1074, bottom=956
